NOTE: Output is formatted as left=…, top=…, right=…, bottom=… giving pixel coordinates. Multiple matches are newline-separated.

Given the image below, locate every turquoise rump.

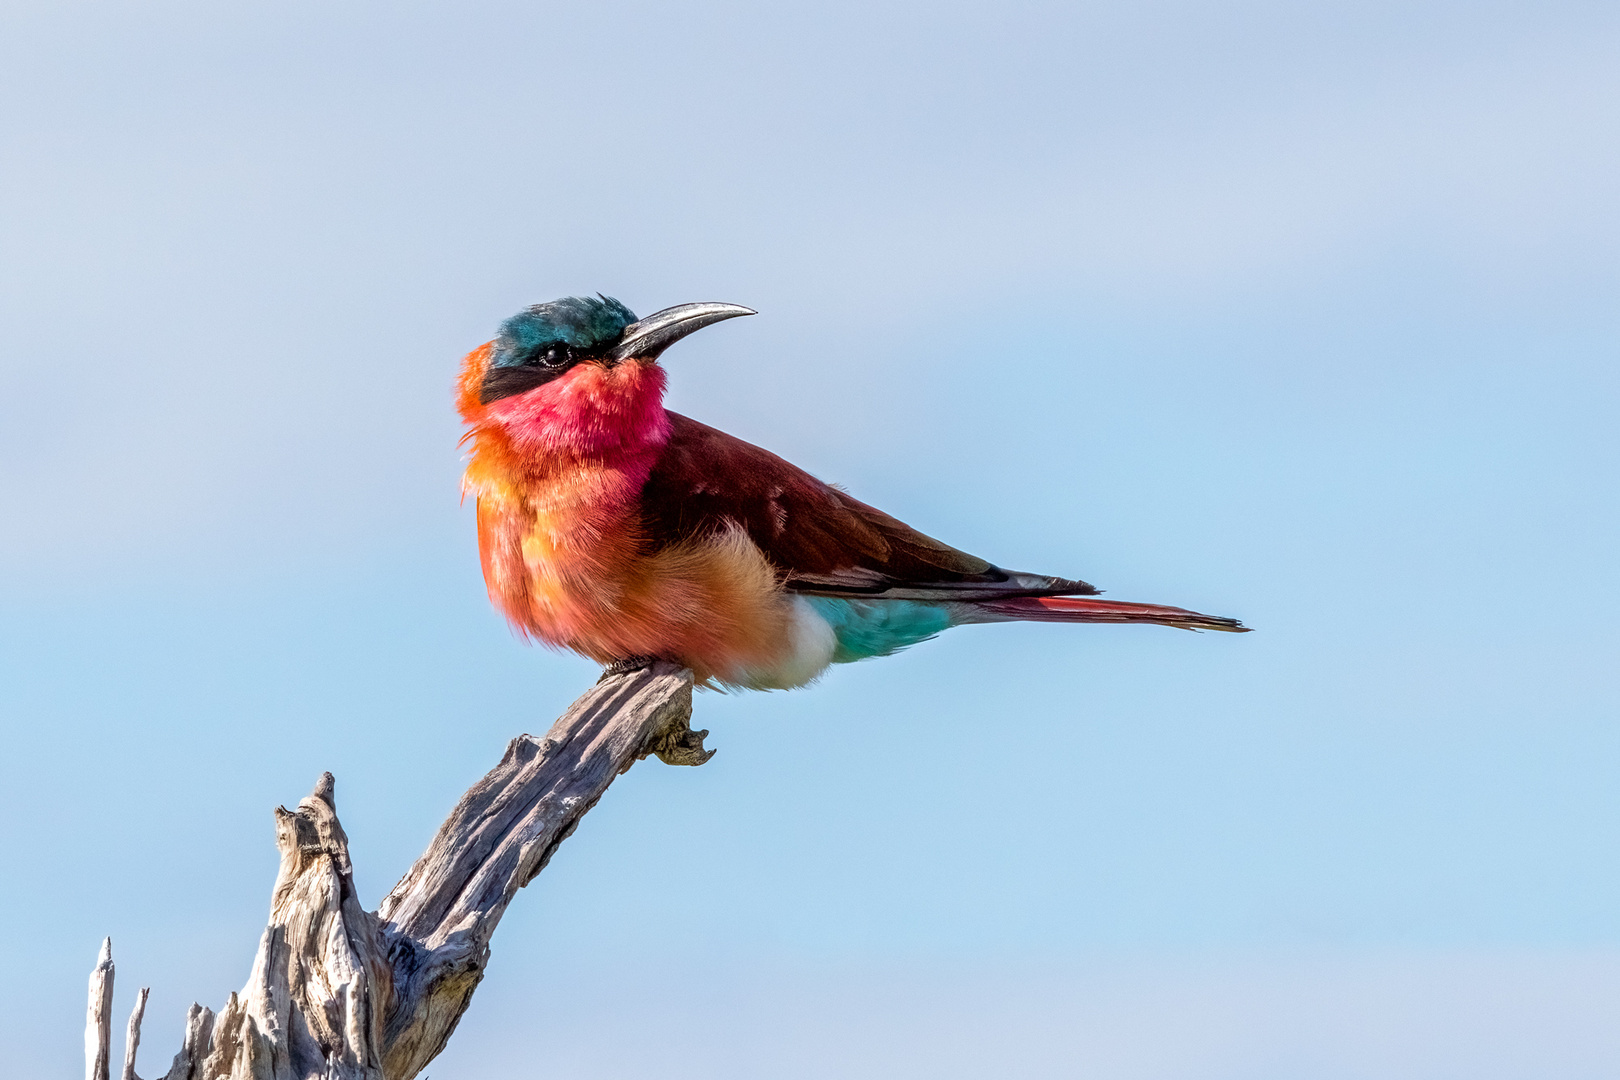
left=803, top=597, right=957, bottom=663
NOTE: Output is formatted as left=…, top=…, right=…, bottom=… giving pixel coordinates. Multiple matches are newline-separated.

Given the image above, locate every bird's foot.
left=599, top=655, right=659, bottom=682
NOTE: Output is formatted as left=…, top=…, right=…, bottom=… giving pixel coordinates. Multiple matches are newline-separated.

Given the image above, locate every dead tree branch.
left=86, top=662, right=703, bottom=1080
left=86, top=938, right=113, bottom=1080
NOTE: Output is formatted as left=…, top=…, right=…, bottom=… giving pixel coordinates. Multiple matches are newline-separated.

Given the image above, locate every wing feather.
left=640, top=413, right=1099, bottom=601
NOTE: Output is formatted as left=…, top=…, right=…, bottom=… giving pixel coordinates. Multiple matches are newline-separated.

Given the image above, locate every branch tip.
left=121, top=987, right=149, bottom=1080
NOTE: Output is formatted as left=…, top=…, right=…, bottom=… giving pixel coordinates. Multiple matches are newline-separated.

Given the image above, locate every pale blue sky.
left=3, top=1, right=1618, bottom=1076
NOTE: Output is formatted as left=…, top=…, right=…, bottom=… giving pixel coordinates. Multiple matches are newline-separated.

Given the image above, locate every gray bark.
left=85, top=663, right=704, bottom=1080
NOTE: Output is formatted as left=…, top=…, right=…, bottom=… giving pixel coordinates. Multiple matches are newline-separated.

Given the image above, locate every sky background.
left=3, top=0, right=1619, bottom=1076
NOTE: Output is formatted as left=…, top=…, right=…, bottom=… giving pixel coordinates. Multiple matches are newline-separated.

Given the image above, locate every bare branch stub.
left=85, top=663, right=702, bottom=1080
left=86, top=938, right=113, bottom=1080
left=122, top=987, right=149, bottom=1080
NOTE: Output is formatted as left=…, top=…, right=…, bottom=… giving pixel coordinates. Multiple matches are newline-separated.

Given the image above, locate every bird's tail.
left=971, top=595, right=1249, bottom=632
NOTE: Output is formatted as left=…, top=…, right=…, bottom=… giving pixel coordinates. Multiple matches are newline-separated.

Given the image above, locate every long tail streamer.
left=976, top=596, right=1249, bottom=632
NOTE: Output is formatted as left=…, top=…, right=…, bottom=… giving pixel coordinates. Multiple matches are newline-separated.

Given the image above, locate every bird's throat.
left=481, top=360, right=671, bottom=459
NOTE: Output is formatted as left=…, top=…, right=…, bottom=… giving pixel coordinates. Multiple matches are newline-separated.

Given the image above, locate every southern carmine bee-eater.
left=457, top=295, right=1248, bottom=691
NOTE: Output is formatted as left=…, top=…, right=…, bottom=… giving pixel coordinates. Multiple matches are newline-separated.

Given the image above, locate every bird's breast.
left=473, top=455, right=646, bottom=629
left=472, top=457, right=822, bottom=688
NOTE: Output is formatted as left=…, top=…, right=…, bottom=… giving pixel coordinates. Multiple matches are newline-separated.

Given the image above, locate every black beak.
left=606, top=302, right=755, bottom=362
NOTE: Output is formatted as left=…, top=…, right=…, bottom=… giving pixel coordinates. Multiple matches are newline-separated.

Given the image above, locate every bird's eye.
left=528, top=344, right=573, bottom=368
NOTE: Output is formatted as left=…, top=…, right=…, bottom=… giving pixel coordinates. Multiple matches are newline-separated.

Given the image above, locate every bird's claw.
left=599, top=656, right=658, bottom=681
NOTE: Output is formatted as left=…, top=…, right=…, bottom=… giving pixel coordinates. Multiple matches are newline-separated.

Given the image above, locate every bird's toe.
left=598, top=655, right=660, bottom=681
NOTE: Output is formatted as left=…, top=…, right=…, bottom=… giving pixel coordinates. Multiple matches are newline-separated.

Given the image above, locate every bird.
left=457, top=295, right=1248, bottom=690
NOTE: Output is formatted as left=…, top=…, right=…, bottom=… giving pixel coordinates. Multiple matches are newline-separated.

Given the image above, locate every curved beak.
left=606, top=302, right=755, bottom=362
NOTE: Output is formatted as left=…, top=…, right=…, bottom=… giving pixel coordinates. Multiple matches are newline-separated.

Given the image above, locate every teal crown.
left=492, top=295, right=637, bottom=368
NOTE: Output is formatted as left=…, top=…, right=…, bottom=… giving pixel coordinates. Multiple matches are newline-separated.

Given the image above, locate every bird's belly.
left=736, top=594, right=839, bottom=690
left=487, top=504, right=835, bottom=689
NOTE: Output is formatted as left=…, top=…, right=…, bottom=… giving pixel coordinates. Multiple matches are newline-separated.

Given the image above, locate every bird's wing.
left=640, top=413, right=1099, bottom=601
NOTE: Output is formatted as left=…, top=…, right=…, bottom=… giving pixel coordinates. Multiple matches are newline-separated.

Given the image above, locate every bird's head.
left=458, top=294, right=753, bottom=455
left=472, top=295, right=755, bottom=407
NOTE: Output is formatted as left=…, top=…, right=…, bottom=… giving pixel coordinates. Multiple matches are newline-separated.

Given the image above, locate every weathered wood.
left=157, top=1003, right=214, bottom=1080
left=123, top=987, right=149, bottom=1080
left=88, top=663, right=702, bottom=1080
left=86, top=938, right=114, bottom=1080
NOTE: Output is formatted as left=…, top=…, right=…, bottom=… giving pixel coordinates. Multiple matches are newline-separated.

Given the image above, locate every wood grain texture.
left=86, top=938, right=113, bottom=1080
left=122, top=988, right=149, bottom=1080
left=87, top=663, right=703, bottom=1080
